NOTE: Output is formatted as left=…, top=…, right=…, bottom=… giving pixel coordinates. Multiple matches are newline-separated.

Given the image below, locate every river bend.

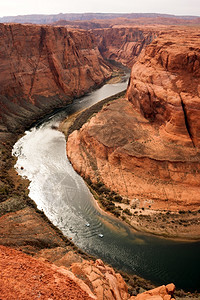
left=13, top=77, right=200, bottom=292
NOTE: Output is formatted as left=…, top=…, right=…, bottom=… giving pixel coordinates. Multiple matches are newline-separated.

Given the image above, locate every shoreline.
left=84, top=173, right=200, bottom=243
left=60, top=95, right=200, bottom=243
left=90, top=186, right=200, bottom=243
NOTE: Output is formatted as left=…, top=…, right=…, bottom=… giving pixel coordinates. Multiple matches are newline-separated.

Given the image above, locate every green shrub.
left=113, top=195, right=123, bottom=202
left=123, top=208, right=132, bottom=216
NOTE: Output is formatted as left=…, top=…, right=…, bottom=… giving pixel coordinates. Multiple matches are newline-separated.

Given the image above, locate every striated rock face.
left=126, top=29, right=200, bottom=147
left=92, top=27, right=157, bottom=67
left=67, top=29, right=200, bottom=216
left=0, top=23, right=111, bottom=134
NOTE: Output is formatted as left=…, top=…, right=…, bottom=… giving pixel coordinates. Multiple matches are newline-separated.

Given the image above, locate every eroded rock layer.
left=92, top=27, right=157, bottom=67
left=67, top=29, right=200, bottom=214
left=0, top=23, right=111, bottom=135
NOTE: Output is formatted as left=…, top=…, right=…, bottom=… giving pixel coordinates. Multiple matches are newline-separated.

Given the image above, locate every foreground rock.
left=0, top=245, right=95, bottom=300
left=67, top=28, right=200, bottom=239
left=130, top=284, right=175, bottom=300
left=0, top=245, right=176, bottom=300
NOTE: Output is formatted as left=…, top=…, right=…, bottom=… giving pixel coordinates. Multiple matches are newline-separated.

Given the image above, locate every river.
left=12, top=75, right=200, bottom=292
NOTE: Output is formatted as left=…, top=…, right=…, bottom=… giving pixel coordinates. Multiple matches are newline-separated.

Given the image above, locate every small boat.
left=86, top=223, right=90, bottom=227
left=98, top=234, right=104, bottom=238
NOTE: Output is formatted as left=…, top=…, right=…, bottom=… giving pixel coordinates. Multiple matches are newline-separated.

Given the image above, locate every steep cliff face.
left=0, top=23, right=112, bottom=134
left=92, top=27, right=157, bottom=67
left=67, top=29, right=200, bottom=228
left=126, top=29, right=200, bottom=147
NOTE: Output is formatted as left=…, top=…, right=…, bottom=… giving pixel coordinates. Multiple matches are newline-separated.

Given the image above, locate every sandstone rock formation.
left=67, top=28, right=200, bottom=233
left=69, top=258, right=129, bottom=300
left=92, top=27, right=157, bottom=67
left=130, top=284, right=175, bottom=300
left=0, top=245, right=175, bottom=300
left=0, top=23, right=112, bottom=136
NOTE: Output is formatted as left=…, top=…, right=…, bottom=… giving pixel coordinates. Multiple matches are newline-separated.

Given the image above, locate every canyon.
left=92, top=27, right=157, bottom=67
left=0, top=19, right=199, bottom=299
left=0, top=23, right=112, bottom=139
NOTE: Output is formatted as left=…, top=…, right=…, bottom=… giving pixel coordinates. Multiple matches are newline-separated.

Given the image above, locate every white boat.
left=98, top=234, right=104, bottom=238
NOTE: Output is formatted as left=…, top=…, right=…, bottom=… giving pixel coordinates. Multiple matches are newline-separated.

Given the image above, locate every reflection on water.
left=13, top=78, right=200, bottom=292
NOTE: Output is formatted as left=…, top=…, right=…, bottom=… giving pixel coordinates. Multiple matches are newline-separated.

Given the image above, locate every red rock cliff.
left=67, top=29, right=200, bottom=226
left=126, top=29, right=200, bottom=147
left=92, top=26, right=157, bottom=67
left=0, top=23, right=112, bottom=134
